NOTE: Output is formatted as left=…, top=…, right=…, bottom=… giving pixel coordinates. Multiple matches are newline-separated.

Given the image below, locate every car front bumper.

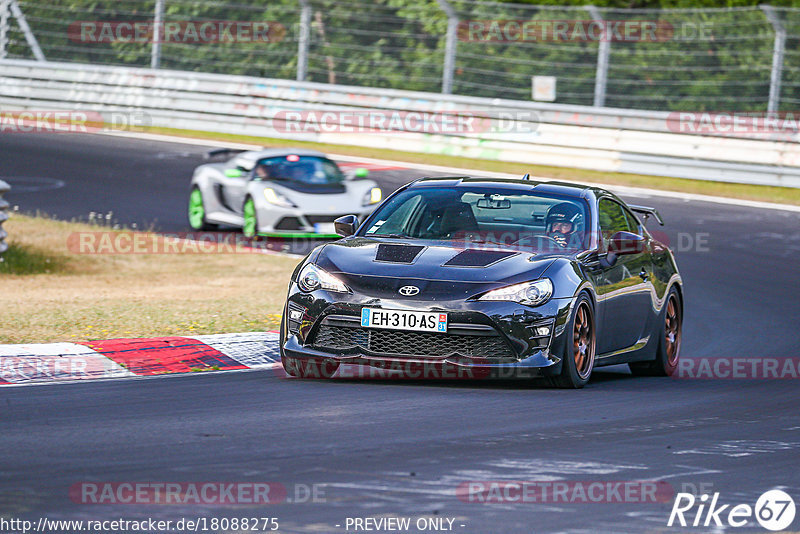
left=283, top=285, right=576, bottom=377
left=255, top=204, right=376, bottom=237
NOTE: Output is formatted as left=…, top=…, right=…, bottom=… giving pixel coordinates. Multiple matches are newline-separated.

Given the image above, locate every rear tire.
left=188, top=187, right=217, bottom=231
left=629, top=287, right=682, bottom=377
left=551, top=293, right=596, bottom=389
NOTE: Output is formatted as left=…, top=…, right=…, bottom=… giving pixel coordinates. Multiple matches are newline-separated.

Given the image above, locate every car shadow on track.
left=278, top=364, right=655, bottom=391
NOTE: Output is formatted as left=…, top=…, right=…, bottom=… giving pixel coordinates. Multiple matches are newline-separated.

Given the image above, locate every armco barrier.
left=0, top=180, right=9, bottom=256
left=1, top=59, right=799, bottom=188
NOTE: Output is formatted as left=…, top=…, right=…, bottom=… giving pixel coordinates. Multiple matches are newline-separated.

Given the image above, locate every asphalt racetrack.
left=2, top=133, right=800, bottom=533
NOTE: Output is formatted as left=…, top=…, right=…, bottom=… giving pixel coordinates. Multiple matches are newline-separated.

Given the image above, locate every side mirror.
left=601, top=231, right=645, bottom=268
left=224, top=168, right=244, bottom=178
left=334, top=214, right=359, bottom=237
left=610, top=231, right=645, bottom=255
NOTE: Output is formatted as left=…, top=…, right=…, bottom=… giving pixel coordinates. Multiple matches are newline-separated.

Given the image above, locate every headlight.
left=297, top=264, right=349, bottom=293
left=478, top=278, right=553, bottom=306
left=362, top=187, right=382, bottom=206
left=263, top=187, right=296, bottom=208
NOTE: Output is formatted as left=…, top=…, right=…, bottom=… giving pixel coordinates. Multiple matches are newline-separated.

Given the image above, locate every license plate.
left=361, top=308, right=448, bottom=333
left=314, top=222, right=336, bottom=234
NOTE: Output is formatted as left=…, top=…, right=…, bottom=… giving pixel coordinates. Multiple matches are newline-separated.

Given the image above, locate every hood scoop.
left=444, top=249, right=518, bottom=267
left=374, top=243, right=425, bottom=264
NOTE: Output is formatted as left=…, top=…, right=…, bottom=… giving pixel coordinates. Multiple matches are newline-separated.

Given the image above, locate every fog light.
left=287, top=303, right=306, bottom=335
left=536, top=326, right=550, bottom=336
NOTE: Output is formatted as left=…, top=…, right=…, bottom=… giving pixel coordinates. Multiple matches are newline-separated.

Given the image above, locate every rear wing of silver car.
left=204, top=148, right=250, bottom=161
left=628, top=204, right=664, bottom=226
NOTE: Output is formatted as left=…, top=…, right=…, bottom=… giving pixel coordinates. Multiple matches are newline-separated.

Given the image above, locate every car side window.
left=623, top=208, right=641, bottom=235
left=598, top=199, right=630, bottom=249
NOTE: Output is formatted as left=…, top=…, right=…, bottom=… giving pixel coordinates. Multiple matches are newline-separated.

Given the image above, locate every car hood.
left=315, top=237, right=561, bottom=300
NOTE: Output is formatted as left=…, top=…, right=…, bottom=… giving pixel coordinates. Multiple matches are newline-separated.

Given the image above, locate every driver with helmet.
left=545, top=202, right=584, bottom=248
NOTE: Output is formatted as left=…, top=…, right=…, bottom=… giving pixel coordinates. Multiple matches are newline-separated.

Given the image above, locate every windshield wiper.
left=463, top=237, right=508, bottom=246
left=372, top=233, right=412, bottom=239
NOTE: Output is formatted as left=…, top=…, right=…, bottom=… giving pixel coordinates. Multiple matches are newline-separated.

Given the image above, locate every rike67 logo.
left=668, top=490, right=796, bottom=531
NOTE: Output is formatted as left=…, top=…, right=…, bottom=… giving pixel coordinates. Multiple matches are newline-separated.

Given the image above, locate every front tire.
left=629, top=287, right=682, bottom=377
left=188, top=187, right=217, bottom=231
left=551, top=293, right=596, bottom=389
left=242, top=196, right=259, bottom=239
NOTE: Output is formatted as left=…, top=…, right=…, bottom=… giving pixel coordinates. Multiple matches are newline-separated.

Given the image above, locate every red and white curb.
left=0, top=332, right=280, bottom=386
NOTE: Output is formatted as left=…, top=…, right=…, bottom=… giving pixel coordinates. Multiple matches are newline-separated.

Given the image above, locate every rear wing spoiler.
left=204, top=148, right=249, bottom=161
left=628, top=204, right=664, bottom=226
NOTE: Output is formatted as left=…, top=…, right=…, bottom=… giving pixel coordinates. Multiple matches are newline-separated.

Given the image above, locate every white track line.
left=104, top=130, right=800, bottom=213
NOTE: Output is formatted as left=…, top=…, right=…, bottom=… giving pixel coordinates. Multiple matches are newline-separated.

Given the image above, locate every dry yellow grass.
left=0, top=214, right=300, bottom=344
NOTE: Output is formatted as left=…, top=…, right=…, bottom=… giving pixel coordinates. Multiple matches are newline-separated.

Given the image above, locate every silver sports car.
left=188, top=148, right=381, bottom=237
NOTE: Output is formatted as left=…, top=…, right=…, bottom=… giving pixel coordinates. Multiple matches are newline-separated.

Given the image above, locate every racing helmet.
left=545, top=202, right=584, bottom=247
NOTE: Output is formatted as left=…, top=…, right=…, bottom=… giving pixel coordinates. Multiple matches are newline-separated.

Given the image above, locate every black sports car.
left=279, top=176, right=683, bottom=388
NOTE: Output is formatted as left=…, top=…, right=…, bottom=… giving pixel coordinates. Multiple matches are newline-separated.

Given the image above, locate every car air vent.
left=375, top=244, right=425, bottom=264
left=275, top=217, right=303, bottom=230
left=306, top=215, right=345, bottom=225
left=444, top=249, right=517, bottom=267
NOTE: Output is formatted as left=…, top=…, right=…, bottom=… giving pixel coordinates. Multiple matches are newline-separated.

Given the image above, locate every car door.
left=209, top=166, right=249, bottom=215
left=594, top=198, right=652, bottom=354
left=224, top=169, right=250, bottom=215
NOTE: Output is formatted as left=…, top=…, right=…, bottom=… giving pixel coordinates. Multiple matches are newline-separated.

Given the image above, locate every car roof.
left=408, top=176, right=608, bottom=200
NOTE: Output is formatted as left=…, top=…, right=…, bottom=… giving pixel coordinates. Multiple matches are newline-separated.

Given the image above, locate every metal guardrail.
left=0, top=179, right=9, bottom=256
left=3, top=1, right=799, bottom=113
left=1, top=59, right=799, bottom=188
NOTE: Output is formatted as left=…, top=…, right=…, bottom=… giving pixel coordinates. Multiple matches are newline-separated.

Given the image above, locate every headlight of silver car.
left=478, top=278, right=553, bottom=306
left=362, top=187, right=382, bottom=206
left=297, top=264, right=349, bottom=293
left=263, top=187, right=296, bottom=208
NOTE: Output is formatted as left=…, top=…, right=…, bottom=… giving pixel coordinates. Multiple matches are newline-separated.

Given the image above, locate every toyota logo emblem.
left=398, top=285, right=420, bottom=296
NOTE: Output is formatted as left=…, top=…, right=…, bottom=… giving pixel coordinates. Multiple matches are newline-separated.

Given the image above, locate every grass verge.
left=143, top=126, right=800, bottom=206
left=0, top=214, right=299, bottom=344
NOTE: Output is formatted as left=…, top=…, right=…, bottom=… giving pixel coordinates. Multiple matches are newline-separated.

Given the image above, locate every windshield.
left=252, top=155, right=345, bottom=184
left=361, top=186, right=589, bottom=251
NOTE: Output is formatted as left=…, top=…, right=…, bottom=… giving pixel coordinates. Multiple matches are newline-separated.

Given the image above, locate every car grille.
left=311, top=324, right=516, bottom=360
left=275, top=217, right=303, bottom=230
left=305, top=214, right=349, bottom=225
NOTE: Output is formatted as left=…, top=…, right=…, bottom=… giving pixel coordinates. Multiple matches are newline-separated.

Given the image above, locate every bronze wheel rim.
left=573, top=302, right=595, bottom=379
left=665, top=294, right=682, bottom=365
